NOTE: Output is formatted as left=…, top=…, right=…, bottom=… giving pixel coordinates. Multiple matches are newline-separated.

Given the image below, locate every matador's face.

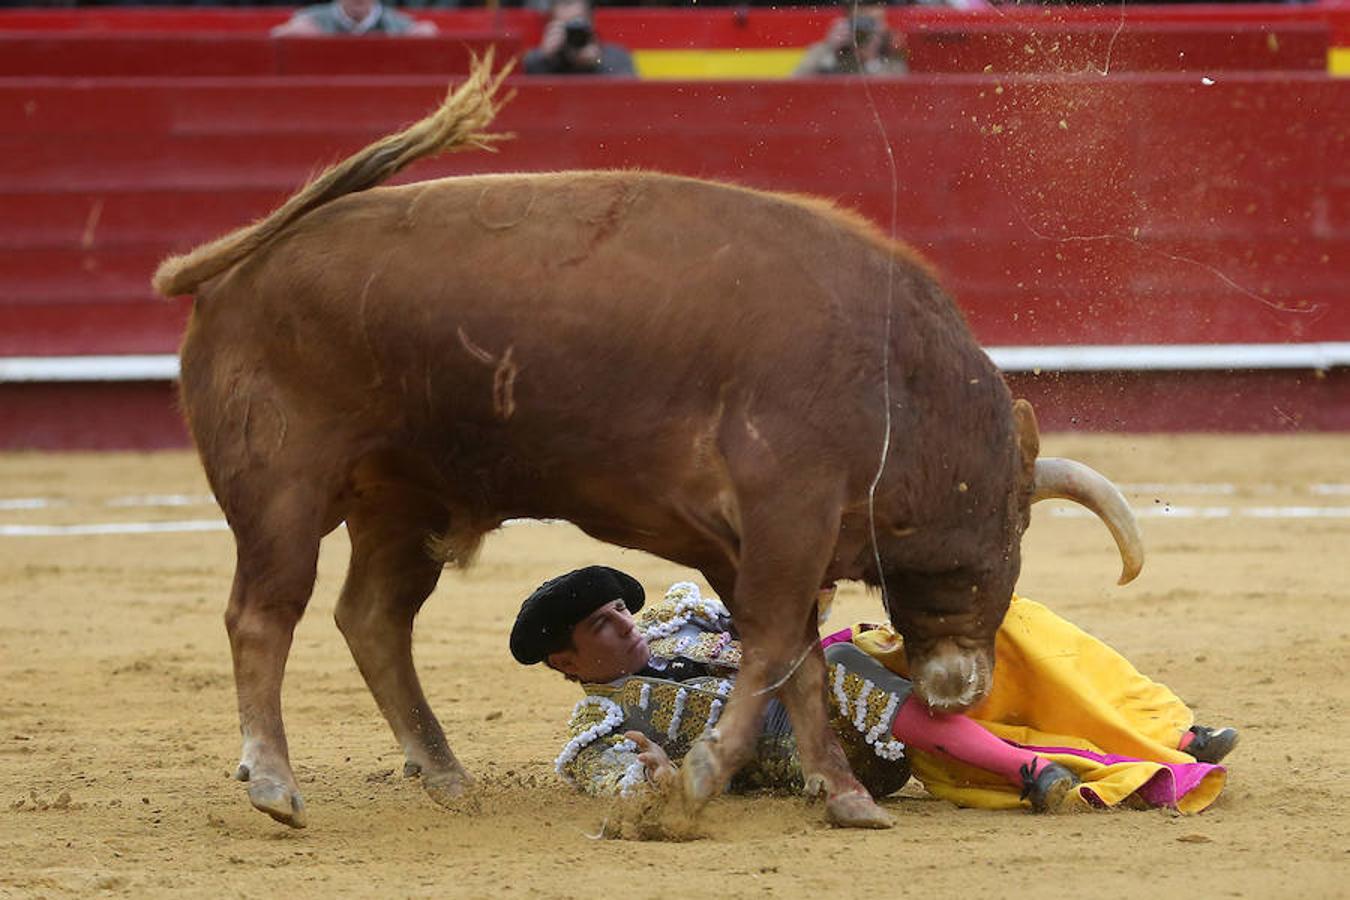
left=549, top=600, right=650, bottom=683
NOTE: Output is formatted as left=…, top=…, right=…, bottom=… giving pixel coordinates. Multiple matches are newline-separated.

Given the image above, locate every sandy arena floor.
left=1, top=434, right=1348, bottom=898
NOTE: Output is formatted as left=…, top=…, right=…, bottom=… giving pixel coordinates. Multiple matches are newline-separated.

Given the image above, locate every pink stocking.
left=891, top=696, right=1043, bottom=786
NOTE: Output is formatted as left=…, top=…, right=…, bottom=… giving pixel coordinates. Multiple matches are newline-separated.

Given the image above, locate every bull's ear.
left=1012, top=399, right=1040, bottom=482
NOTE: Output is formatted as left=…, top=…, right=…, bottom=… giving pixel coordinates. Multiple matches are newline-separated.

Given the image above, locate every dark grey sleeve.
left=377, top=7, right=415, bottom=33
left=599, top=44, right=636, bottom=77
left=523, top=48, right=562, bottom=75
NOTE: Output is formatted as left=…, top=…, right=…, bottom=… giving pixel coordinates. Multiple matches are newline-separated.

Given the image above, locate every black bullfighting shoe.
left=1186, top=725, right=1239, bottom=764
left=1019, top=759, right=1080, bottom=813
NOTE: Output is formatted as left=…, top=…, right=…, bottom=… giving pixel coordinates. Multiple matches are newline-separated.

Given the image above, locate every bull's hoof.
left=825, top=789, right=894, bottom=829
left=421, top=770, right=475, bottom=808
left=245, top=777, right=308, bottom=829
left=678, top=739, right=722, bottom=814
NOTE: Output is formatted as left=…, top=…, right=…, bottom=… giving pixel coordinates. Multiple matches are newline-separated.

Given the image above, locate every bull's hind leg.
left=335, top=494, right=472, bottom=806
left=224, top=485, right=325, bottom=829
left=680, top=485, right=889, bottom=827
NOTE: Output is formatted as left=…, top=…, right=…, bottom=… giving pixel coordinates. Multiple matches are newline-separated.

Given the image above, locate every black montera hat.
left=509, top=565, right=645, bottom=665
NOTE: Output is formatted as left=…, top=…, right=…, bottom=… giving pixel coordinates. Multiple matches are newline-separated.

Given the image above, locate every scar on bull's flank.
left=492, top=347, right=518, bottom=421
left=456, top=326, right=518, bottom=420
left=456, top=325, right=496, bottom=365
left=397, top=185, right=431, bottom=231
left=473, top=179, right=536, bottom=231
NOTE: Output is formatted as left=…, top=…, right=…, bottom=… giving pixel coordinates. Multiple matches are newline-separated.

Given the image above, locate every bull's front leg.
left=678, top=489, right=890, bottom=828
left=677, top=629, right=774, bottom=806
left=680, top=589, right=890, bottom=828
left=775, top=630, right=894, bottom=828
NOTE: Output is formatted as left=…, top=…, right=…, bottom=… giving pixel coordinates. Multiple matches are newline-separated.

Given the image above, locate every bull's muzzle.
left=909, top=640, right=992, bottom=714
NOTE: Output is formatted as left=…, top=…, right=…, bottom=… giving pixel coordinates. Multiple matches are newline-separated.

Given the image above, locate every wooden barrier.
left=0, top=33, right=520, bottom=78
left=0, top=5, right=1339, bottom=78
left=5, top=366, right=1348, bottom=451
left=3, top=75, right=1345, bottom=358
left=1, top=6, right=1347, bottom=444
left=904, top=22, right=1327, bottom=73
left=1, top=4, right=1344, bottom=46
left=0, top=25, right=1331, bottom=78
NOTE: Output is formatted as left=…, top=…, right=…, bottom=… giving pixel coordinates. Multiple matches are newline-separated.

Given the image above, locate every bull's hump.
left=373, top=170, right=919, bottom=262
left=378, top=170, right=861, bottom=232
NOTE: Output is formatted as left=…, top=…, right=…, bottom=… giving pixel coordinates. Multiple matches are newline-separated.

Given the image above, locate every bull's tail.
left=151, top=52, right=513, bottom=298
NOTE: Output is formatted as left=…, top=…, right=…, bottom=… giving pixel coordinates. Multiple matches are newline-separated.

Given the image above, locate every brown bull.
left=153, top=61, right=1141, bottom=830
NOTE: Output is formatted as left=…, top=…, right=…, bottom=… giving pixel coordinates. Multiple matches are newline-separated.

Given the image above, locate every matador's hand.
left=624, top=731, right=677, bottom=789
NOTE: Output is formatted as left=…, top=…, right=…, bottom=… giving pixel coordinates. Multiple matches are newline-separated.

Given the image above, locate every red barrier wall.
left=1, top=7, right=1347, bottom=445
left=3, top=75, right=1345, bottom=359
left=1, top=4, right=1342, bottom=80
left=5, top=367, right=1347, bottom=452
left=0, top=33, right=522, bottom=78
left=1, top=4, right=1344, bottom=46
left=904, top=23, right=1327, bottom=73
left=0, top=23, right=1325, bottom=78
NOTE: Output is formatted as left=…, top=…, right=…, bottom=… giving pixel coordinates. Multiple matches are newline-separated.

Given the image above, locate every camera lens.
left=563, top=18, right=593, bottom=49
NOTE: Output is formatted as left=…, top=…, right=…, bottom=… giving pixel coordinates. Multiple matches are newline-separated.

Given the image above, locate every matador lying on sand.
left=511, top=567, right=1237, bottom=814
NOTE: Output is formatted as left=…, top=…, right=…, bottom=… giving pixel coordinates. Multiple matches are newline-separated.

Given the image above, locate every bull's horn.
left=1032, top=458, right=1144, bottom=585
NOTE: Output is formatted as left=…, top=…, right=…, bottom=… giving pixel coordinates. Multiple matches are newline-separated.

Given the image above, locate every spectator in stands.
left=523, top=0, right=635, bottom=76
left=271, top=0, right=438, bottom=37
left=795, top=4, right=907, bottom=77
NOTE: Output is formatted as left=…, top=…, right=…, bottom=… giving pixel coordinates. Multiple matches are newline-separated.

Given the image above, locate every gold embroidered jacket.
left=554, top=582, right=911, bottom=798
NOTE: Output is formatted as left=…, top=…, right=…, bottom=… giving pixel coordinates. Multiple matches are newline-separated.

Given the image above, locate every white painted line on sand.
left=1118, top=482, right=1237, bottom=495
left=0, top=497, right=70, bottom=510
left=1241, top=506, right=1350, bottom=519
left=4, top=506, right=1350, bottom=537
left=106, top=494, right=216, bottom=508
left=0, top=494, right=216, bottom=511
left=3, top=485, right=1348, bottom=515
left=1047, top=505, right=1350, bottom=520
left=0, top=519, right=230, bottom=536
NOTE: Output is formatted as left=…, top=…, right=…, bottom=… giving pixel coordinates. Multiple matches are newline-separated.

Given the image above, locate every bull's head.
left=859, top=399, right=1142, bottom=714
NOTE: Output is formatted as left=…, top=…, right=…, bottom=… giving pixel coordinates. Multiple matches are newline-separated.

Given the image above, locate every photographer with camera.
left=523, top=0, right=635, bottom=76
left=794, top=4, right=907, bottom=77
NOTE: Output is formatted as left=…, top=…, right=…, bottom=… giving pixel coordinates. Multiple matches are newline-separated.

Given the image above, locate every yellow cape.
left=852, top=596, right=1227, bottom=813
